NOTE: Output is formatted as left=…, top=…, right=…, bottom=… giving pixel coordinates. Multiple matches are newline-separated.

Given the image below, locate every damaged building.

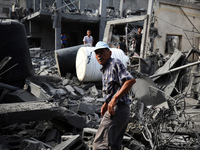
left=11, top=0, right=148, bottom=50
left=1, top=0, right=200, bottom=150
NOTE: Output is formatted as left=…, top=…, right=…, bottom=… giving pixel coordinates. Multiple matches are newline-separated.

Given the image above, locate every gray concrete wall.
left=83, top=0, right=148, bottom=15
left=0, top=0, right=16, bottom=18
left=41, top=21, right=55, bottom=50
left=152, top=1, right=200, bottom=55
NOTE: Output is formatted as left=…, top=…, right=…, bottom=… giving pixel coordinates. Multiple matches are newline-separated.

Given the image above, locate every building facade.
left=0, top=0, right=16, bottom=18
left=12, top=0, right=148, bottom=50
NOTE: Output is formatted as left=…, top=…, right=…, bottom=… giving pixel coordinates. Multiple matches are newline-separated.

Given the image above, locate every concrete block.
left=62, top=79, right=72, bottom=86
left=45, top=129, right=61, bottom=143
left=4, top=89, right=38, bottom=103
left=65, top=73, right=72, bottom=79
left=0, top=101, right=59, bottom=127
left=87, top=86, right=99, bottom=97
left=55, top=107, right=86, bottom=129
left=28, top=81, right=52, bottom=100
left=82, top=97, right=95, bottom=103
left=96, top=98, right=105, bottom=103
left=56, top=89, right=67, bottom=96
left=53, top=135, right=87, bottom=150
left=82, top=128, right=97, bottom=149
left=65, top=85, right=75, bottom=93
left=28, top=75, right=62, bottom=86
left=82, top=83, right=95, bottom=90
left=74, top=86, right=85, bottom=96
left=72, top=76, right=80, bottom=84
left=77, top=102, right=96, bottom=114
left=82, top=128, right=97, bottom=140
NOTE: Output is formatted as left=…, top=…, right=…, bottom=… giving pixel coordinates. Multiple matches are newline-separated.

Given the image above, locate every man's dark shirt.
left=119, top=42, right=127, bottom=53
left=100, top=58, right=134, bottom=105
left=134, top=33, right=142, bottom=44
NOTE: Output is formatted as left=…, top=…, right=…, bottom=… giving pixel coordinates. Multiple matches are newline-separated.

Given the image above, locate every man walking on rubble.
left=92, top=41, right=136, bottom=150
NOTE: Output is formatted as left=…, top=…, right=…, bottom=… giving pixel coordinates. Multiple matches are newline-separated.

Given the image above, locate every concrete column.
left=34, top=0, right=40, bottom=11
left=99, top=0, right=107, bottom=17
left=119, top=0, right=124, bottom=17
left=141, top=0, right=154, bottom=58
left=99, top=0, right=107, bottom=41
left=40, top=0, right=43, bottom=10
left=54, top=0, right=62, bottom=50
left=79, top=0, right=85, bottom=12
left=125, top=24, right=128, bottom=50
left=108, top=0, right=113, bottom=7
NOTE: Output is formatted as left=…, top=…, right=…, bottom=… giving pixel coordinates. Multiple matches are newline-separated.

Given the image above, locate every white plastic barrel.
left=76, top=47, right=129, bottom=82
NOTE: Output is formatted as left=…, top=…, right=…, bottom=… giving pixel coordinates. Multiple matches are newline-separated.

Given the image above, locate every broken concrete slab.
left=28, top=75, right=62, bottom=86
left=77, top=102, right=96, bottom=115
left=4, top=89, right=38, bottom=103
left=27, top=81, right=52, bottom=100
left=62, top=79, right=73, bottom=86
left=82, top=97, right=96, bottom=103
left=0, top=101, right=59, bottom=127
left=53, top=135, right=87, bottom=150
left=54, top=107, right=86, bottom=130
left=131, top=74, right=166, bottom=106
left=74, top=86, right=85, bottom=96
left=65, top=85, right=75, bottom=93
left=87, top=85, right=99, bottom=97
left=152, top=49, right=185, bottom=81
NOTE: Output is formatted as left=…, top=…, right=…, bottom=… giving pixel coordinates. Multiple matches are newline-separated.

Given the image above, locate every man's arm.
left=108, top=79, right=136, bottom=116
left=133, top=38, right=136, bottom=48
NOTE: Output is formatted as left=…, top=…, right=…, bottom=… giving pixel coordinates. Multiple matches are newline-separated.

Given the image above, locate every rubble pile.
left=1, top=19, right=200, bottom=150
left=1, top=47, right=200, bottom=149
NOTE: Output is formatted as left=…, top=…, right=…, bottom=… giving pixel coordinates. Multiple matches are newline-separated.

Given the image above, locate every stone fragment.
left=65, top=85, right=75, bottom=93
left=74, top=86, right=85, bottom=96
left=82, top=97, right=96, bottom=103
left=87, top=86, right=99, bottom=97
left=77, top=102, right=96, bottom=114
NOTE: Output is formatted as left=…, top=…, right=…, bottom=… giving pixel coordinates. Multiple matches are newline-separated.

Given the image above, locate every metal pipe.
left=150, top=61, right=200, bottom=78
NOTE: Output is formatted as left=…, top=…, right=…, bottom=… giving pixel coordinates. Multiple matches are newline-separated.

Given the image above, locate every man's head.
left=87, top=30, right=91, bottom=37
left=138, top=28, right=142, bottom=34
left=94, top=41, right=111, bottom=66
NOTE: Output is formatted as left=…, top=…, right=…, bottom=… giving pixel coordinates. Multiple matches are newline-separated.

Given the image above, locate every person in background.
left=93, top=41, right=136, bottom=150
left=118, top=37, right=128, bottom=55
left=61, top=32, right=67, bottom=48
left=83, top=29, right=94, bottom=45
left=133, top=27, right=142, bottom=55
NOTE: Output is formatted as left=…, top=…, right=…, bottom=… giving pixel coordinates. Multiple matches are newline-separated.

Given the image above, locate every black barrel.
left=0, top=20, right=33, bottom=87
left=55, top=44, right=92, bottom=77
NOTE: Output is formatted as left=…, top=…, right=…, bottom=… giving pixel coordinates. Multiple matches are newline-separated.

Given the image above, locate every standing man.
left=133, top=27, right=142, bottom=55
left=118, top=37, right=128, bottom=55
left=93, top=41, right=136, bottom=150
left=83, top=29, right=94, bottom=45
left=61, top=32, right=67, bottom=48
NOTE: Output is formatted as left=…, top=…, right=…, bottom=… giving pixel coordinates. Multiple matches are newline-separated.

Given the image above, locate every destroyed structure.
left=1, top=0, right=200, bottom=150
left=11, top=0, right=148, bottom=50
